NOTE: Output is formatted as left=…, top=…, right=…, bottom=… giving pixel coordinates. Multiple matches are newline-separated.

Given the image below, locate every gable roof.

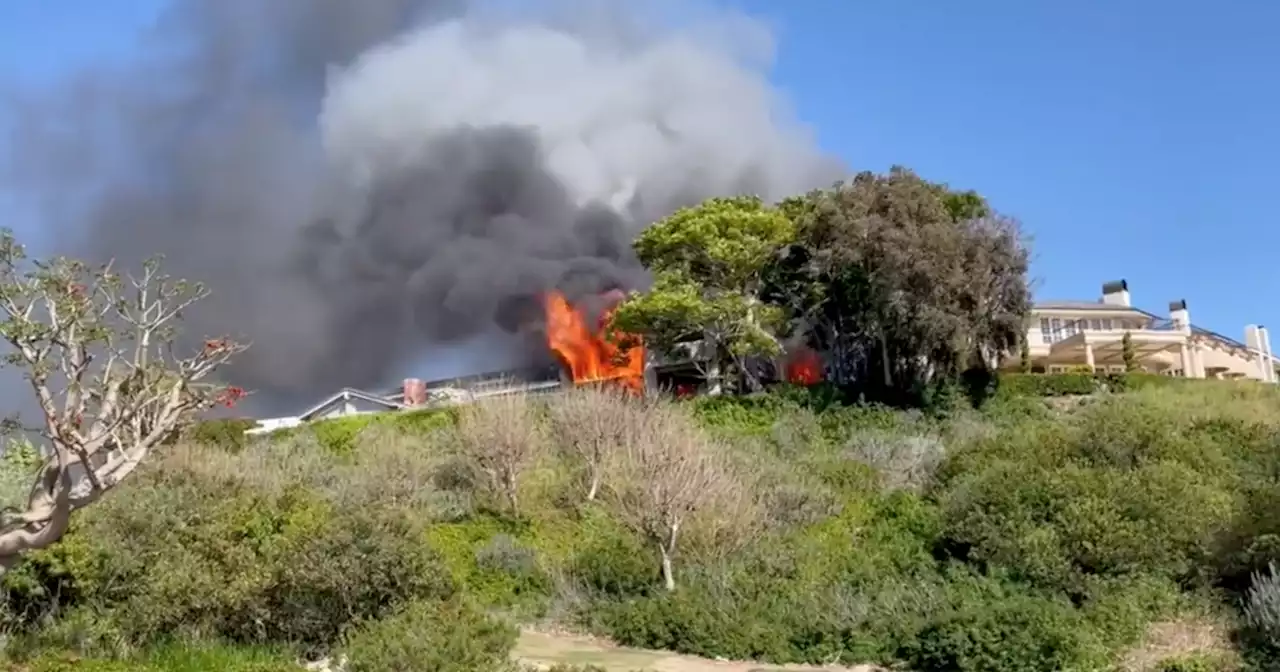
left=298, top=387, right=406, bottom=421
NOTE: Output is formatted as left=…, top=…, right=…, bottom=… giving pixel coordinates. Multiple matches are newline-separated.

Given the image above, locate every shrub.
left=1245, top=562, right=1280, bottom=647
left=844, top=432, right=945, bottom=492
left=997, top=372, right=1098, bottom=398
left=1154, top=653, right=1228, bottom=672
left=0, top=436, right=42, bottom=510
left=9, top=474, right=453, bottom=653
left=309, top=414, right=379, bottom=453
left=937, top=397, right=1240, bottom=596
left=996, top=372, right=1192, bottom=400
left=456, top=393, right=546, bottom=515
left=546, top=386, right=642, bottom=502
left=570, top=522, right=658, bottom=599
left=341, top=598, right=517, bottom=672
left=183, top=418, right=261, bottom=452
left=905, top=590, right=1105, bottom=672
left=251, top=507, right=454, bottom=648
left=5, top=648, right=298, bottom=672
left=606, top=401, right=752, bottom=591
left=471, top=533, right=553, bottom=609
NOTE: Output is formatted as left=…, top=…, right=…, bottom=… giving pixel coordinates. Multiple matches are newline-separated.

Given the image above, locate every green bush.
left=182, top=418, right=260, bottom=452
left=996, top=372, right=1098, bottom=397
left=570, top=524, right=658, bottom=599
left=1154, top=653, right=1227, bottom=672
left=996, top=371, right=1189, bottom=400
left=2, top=642, right=297, bottom=672
left=937, top=397, right=1240, bottom=597
left=341, top=598, right=517, bottom=672
left=11, top=383, right=1280, bottom=669
left=5, top=478, right=452, bottom=653
left=905, top=588, right=1105, bottom=672
left=308, top=414, right=380, bottom=453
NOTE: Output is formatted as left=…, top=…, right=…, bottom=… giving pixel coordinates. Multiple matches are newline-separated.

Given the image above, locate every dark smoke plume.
left=2, top=0, right=843, bottom=414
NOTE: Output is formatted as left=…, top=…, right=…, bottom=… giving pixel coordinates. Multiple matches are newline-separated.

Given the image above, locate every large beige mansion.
left=1018, top=280, right=1278, bottom=381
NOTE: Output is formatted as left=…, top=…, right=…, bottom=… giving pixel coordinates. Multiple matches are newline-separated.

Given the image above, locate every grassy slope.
left=4, top=380, right=1280, bottom=671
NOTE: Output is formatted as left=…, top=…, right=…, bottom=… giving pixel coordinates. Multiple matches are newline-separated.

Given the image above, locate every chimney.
left=1101, top=279, right=1130, bottom=307
left=1168, top=299, right=1190, bottom=333
left=1246, top=326, right=1271, bottom=382
left=402, top=378, right=427, bottom=406
left=1261, top=326, right=1276, bottom=383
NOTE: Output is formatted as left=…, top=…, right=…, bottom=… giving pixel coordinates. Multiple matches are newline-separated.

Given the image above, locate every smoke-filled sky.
left=0, top=0, right=842, bottom=412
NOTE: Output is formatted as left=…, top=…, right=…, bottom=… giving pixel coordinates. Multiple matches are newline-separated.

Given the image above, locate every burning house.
left=243, top=287, right=832, bottom=436
left=245, top=290, right=708, bottom=435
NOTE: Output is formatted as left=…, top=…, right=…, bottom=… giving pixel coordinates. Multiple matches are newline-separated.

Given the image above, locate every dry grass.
left=1117, top=618, right=1241, bottom=671
left=514, top=629, right=887, bottom=672
left=1126, top=381, right=1280, bottom=427
left=844, top=432, right=945, bottom=493
left=152, top=422, right=457, bottom=513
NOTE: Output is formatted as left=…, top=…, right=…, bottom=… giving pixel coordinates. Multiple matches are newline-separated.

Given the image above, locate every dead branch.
left=455, top=390, right=544, bottom=516
left=607, top=400, right=740, bottom=591
left=546, top=385, right=635, bottom=501
left=0, top=232, right=247, bottom=572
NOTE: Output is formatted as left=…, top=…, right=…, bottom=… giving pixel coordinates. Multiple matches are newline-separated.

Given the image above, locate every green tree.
left=1122, top=331, right=1137, bottom=371
left=0, top=231, right=246, bottom=572
left=614, top=196, right=795, bottom=394
left=1019, top=337, right=1033, bottom=373
left=765, top=167, right=1031, bottom=395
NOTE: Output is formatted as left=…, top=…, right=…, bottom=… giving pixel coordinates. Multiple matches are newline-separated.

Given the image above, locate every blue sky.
left=0, top=1, right=1276, bottom=339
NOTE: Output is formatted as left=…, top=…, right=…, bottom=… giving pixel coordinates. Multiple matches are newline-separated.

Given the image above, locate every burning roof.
left=543, top=290, right=644, bottom=393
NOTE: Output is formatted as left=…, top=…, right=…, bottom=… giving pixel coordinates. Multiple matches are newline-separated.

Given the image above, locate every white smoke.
left=319, top=13, right=836, bottom=220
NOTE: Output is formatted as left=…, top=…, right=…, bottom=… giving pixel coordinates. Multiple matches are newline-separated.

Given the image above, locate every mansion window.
left=1039, top=315, right=1133, bottom=343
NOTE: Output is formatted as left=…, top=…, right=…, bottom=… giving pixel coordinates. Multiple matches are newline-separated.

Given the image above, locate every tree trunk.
left=704, top=359, right=723, bottom=396
left=504, top=472, right=520, bottom=517
left=586, top=470, right=600, bottom=501
left=880, top=333, right=893, bottom=387
left=659, top=520, right=680, bottom=591
left=659, top=545, right=676, bottom=591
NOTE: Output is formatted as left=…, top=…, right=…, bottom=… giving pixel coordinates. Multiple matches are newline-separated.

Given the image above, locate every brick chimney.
left=402, top=378, right=427, bottom=406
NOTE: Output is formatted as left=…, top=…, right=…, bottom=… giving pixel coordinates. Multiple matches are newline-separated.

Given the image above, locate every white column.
left=1191, top=344, right=1205, bottom=378
left=1179, top=343, right=1192, bottom=377
left=1084, top=342, right=1095, bottom=371
left=1261, top=327, right=1275, bottom=383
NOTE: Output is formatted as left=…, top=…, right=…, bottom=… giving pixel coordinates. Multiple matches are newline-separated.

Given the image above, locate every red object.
left=215, top=386, right=246, bottom=408
left=785, top=347, right=823, bottom=386
left=403, top=378, right=427, bottom=406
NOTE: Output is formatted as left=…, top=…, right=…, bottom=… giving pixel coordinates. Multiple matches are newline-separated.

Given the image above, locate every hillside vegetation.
left=2, top=380, right=1280, bottom=671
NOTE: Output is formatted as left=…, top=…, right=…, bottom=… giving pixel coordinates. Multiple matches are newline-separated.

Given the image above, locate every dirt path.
left=513, top=630, right=885, bottom=672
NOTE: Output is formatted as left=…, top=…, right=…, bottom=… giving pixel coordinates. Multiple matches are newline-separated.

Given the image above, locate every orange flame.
left=543, top=290, right=645, bottom=393
left=785, top=346, right=823, bottom=386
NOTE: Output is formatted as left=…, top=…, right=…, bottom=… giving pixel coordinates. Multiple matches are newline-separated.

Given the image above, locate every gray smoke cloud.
left=2, top=0, right=843, bottom=413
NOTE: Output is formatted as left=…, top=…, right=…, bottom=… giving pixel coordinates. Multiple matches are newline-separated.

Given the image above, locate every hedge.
left=183, top=407, right=460, bottom=453
left=997, top=372, right=1187, bottom=399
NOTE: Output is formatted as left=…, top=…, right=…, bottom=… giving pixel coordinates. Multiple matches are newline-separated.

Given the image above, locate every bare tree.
left=545, top=385, right=634, bottom=501
left=609, top=401, right=738, bottom=591
left=456, top=390, right=544, bottom=516
left=0, top=231, right=246, bottom=572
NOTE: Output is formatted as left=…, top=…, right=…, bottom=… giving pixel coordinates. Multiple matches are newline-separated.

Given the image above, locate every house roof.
left=298, top=387, right=406, bottom=421
left=1033, top=301, right=1143, bottom=312
left=1035, top=300, right=1258, bottom=353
